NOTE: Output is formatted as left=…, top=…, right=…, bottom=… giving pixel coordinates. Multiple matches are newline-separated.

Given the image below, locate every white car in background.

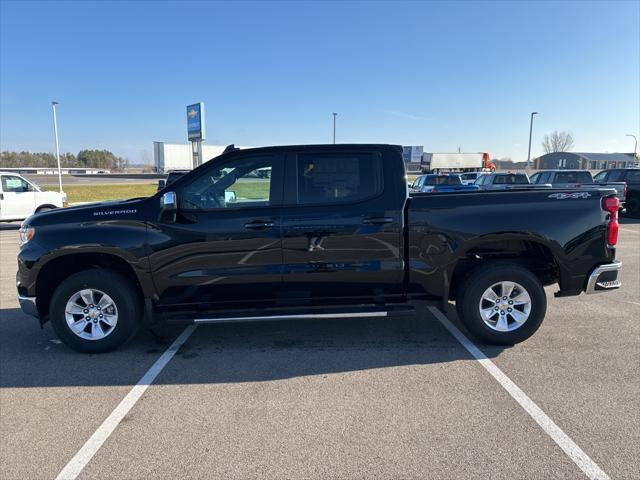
left=0, top=172, right=67, bottom=221
left=459, top=171, right=490, bottom=185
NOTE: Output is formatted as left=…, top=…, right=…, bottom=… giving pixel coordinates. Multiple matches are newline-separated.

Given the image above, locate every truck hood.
left=26, top=197, right=154, bottom=226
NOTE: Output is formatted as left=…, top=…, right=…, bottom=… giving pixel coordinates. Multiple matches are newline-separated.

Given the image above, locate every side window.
left=593, top=171, right=608, bottom=182
left=577, top=172, right=592, bottom=183
left=538, top=172, right=551, bottom=184
left=529, top=173, right=540, bottom=184
left=180, top=155, right=273, bottom=210
left=1, top=176, right=30, bottom=193
left=296, top=152, right=382, bottom=204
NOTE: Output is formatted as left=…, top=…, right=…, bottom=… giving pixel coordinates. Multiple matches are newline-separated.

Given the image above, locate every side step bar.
left=193, top=311, right=388, bottom=324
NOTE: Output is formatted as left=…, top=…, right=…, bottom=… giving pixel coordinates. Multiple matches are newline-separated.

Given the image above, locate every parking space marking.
left=55, top=325, right=198, bottom=480
left=428, top=306, right=610, bottom=480
left=619, top=227, right=638, bottom=234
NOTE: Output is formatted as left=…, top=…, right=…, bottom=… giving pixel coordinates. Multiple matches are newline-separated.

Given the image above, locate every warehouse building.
left=153, top=142, right=254, bottom=172
left=534, top=152, right=637, bottom=170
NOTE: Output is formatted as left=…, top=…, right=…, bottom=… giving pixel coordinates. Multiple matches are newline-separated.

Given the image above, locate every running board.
left=193, top=311, right=388, bottom=324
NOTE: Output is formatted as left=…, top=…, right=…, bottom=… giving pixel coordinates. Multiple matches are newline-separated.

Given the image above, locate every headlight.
left=19, top=225, right=35, bottom=246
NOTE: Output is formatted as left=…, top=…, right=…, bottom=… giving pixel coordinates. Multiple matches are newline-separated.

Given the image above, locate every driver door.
left=148, top=153, right=284, bottom=311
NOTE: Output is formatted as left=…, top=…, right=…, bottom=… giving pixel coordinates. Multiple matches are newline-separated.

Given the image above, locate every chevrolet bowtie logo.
left=188, top=109, right=198, bottom=118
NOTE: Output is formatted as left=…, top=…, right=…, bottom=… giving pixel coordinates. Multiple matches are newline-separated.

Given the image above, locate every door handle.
left=244, top=221, right=276, bottom=230
left=362, top=217, right=393, bottom=225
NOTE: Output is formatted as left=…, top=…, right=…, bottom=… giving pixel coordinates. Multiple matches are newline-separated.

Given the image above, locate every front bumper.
left=18, top=294, right=39, bottom=317
left=585, top=261, right=622, bottom=294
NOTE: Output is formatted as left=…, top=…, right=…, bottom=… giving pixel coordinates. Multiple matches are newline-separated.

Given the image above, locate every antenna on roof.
left=223, top=144, right=238, bottom=154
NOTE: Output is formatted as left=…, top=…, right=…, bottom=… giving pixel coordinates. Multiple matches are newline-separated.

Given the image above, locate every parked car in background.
left=459, top=171, right=489, bottom=185
left=475, top=172, right=550, bottom=191
left=409, top=174, right=480, bottom=193
left=594, top=168, right=640, bottom=217
left=530, top=170, right=626, bottom=207
left=157, top=169, right=190, bottom=192
left=0, top=172, right=66, bottom=221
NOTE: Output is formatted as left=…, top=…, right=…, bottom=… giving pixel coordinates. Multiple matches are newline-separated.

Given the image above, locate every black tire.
left=455, top=262, right=547, bottom=345
left=50, top=270, right=141, bottom=353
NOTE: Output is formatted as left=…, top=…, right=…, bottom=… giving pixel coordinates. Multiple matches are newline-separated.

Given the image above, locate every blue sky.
left=1, top=0, right=638, bottom=163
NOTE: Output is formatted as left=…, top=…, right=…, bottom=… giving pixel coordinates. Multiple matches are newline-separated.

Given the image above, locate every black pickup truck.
left=17, top=144, right=623, bottom=352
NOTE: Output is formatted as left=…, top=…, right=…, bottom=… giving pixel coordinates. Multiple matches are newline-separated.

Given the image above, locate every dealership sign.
left=187, top=102, right=205, bottom=141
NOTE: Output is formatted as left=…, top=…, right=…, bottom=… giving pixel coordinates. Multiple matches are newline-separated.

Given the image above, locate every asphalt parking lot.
left=0, top=220, right=638, bottom=479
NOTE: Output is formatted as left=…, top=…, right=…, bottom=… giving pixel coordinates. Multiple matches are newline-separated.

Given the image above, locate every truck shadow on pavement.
left=0, top=306, right=506, bottom=388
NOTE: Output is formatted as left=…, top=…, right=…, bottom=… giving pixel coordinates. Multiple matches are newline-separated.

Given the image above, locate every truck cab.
left=0, top=172, right=66, bottom=221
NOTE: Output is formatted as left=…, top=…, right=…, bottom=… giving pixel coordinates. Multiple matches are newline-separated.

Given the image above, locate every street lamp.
left=527, top=111, right=538, bottom=169
left=51, top=101, right=63, bottom=194
left=626, top=134, right=638, bottom=158
left=332, top=112, right=337, bottom=144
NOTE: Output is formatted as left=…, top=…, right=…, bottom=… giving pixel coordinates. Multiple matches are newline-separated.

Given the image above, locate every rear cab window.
left=554, top=171, right=592, bottom=183
left=296, top=152, right=383, bottom=205
left=493, top=174, right=529, bottom=185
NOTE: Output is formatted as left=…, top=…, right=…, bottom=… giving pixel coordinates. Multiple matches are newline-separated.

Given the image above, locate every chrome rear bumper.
left=585, top=261, right=622, bottom=294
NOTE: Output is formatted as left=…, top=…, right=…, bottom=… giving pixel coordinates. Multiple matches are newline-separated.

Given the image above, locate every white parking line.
left=428, top=306, right=610, bottom=480
left=55, top=325, right=198, bottom=480
left=619, top=227, right=638, bottom=234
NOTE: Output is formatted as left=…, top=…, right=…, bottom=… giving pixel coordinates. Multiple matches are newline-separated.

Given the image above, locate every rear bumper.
left=18, top=294, right=39, bottom=318
left=585, top=261, right=622, bottom=294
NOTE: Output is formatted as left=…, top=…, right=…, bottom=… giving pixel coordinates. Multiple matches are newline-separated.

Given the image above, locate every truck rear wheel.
left=50, top=270, right=141, bottom=353
left=455, top=262, right=546, bottom=345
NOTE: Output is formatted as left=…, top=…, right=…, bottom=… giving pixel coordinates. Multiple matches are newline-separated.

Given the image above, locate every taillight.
left=603, top=196, right=619, bottom=246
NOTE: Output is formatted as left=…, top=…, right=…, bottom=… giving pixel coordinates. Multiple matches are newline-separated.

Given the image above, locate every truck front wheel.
left=50, top=270, right=141, bottom=353
left=456, top=262, right=547, bottom=345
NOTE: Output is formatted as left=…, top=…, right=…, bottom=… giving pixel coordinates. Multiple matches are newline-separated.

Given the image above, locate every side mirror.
left=160, top=191, right=177, bottom=223
left=161, top=191, right=177, bottom=211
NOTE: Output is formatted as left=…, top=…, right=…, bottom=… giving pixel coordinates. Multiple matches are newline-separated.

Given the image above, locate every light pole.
left=527, top=111, right=538, bottom=169
left=332, top=112, right=337, bottom=144
left=626, top=134, right=638, bottom=158
left=51, top=101, right=63, bottom=194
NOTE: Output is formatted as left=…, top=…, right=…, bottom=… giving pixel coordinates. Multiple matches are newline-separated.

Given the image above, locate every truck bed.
left=405, top=187, right=617, bottom=300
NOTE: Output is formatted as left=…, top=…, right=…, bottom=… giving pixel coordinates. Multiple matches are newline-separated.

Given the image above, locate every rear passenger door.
left=279, top=148, right=404, bottom=306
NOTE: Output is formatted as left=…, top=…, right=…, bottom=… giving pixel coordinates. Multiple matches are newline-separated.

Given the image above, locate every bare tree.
left=541, top=131, right=574, bottom=153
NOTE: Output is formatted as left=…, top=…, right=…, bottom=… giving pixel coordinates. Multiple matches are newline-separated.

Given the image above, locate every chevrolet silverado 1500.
left=17, top=144, right=622, bottom=352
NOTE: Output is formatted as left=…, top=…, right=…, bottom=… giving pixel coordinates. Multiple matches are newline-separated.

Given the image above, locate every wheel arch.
left=35, top=251, right=150, bottom=321
left=447, top=235, right=562, bottom=301
left=35, top=204, right=57, bottom=213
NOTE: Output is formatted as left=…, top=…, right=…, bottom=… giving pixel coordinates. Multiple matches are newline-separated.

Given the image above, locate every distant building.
left=534, top=152, right=637, bottom=170
left=153, top=142, right=255, bottom=172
